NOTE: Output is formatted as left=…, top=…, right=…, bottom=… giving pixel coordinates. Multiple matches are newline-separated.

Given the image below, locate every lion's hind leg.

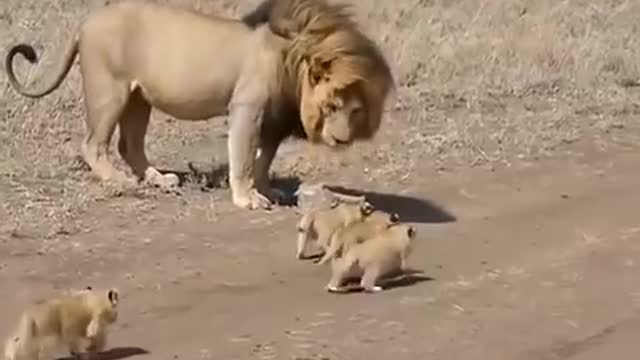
left=80, top=69, right=134, bottom=185
left=117, top=90, right=178, bottom=191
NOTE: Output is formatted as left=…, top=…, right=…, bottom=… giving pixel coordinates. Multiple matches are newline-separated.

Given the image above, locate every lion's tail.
left=5, top=32, right=79, bottom=99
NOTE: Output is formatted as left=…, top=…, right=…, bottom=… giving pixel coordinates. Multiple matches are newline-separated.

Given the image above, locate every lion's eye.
left=327, top=104, right=338, bottom=113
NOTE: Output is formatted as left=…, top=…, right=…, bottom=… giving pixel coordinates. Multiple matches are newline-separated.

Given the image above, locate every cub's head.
left=85, top=288, right=120, bottom=324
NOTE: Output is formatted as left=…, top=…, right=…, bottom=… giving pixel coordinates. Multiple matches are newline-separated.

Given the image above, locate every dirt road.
left=2, top=141, right=638, bottom=360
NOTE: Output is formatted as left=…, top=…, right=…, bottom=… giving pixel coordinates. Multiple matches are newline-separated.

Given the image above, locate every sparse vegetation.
left=3, top=1, right=640, bottom=238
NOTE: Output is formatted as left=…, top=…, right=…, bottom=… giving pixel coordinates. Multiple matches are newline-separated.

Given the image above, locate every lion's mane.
left=245, top=0, right=395, bottom=143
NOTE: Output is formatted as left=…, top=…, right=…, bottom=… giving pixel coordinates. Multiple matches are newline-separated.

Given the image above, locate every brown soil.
left=1, top=1, right=640, bottom=359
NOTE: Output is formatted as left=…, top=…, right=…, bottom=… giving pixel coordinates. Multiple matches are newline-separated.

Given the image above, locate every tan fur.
left=326, top=224, right=415, bottom=293
left=245, top=0, right=396, bottom=144
left=315, top=210, right=399, bottom=265
left=5, top=0, right=394, bottom=211
left=3, top=288, right=119, bottom=360
left=62, top=286, right=95, bottom=298
left=296, top=200, right=375, bottom=259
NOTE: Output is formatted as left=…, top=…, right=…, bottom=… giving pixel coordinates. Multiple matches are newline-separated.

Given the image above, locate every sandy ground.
left=1, top=0, right=640, bottom=359
left=2, top=140, right=639, bottom=360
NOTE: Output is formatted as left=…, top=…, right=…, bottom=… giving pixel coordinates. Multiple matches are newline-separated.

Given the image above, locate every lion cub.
left=4, top=287, right=120, bottom=360
left=296, top=200, right=375, bottom=260
left=315, top=210, right=400, bottom=265
left=326, top=223, right=416, bottom=293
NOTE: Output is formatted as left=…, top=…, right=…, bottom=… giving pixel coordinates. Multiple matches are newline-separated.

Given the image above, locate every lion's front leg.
left=253, top=140, right=288, bottom=204
left=227, top=103, right=273, bottom=210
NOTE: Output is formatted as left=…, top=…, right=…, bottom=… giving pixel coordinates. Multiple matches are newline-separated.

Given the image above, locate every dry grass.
left=368, top=0, right=640, bottom=167
left=1, top=0, right=640, bottom=239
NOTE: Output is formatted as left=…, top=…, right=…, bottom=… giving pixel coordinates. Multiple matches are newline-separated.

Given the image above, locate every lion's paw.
left=232, top=188, right=274, bottom=210
left=258, top=186, right=290, bottom=205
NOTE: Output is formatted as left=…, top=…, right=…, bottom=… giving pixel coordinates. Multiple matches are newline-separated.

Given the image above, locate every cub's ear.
left=107, top=288, right=120, bottom=306
left=305, top=56, right=332, bottom=87
left=407, top=226, right=416, bottom=238
left=389, top=213, right=400, bottom=223
left=329, top=198, right=340, bottom=208
left=360, top=201, right=375, bottom=215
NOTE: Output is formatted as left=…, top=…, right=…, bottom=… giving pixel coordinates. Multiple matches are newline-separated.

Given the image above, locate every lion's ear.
left=306, top=56, right=332, bottom=87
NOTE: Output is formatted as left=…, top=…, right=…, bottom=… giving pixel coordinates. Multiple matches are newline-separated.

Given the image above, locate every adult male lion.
left=5, top=0, right=394, bottom=210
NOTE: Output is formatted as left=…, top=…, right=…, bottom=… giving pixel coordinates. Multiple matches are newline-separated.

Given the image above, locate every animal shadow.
left=56, top=347, right=149, bottom=360
left=337, top=270, right=435, bottom=294
left=324, top=185, right=456, bottom=224
left=382, top=272, right=435, bottom=291
left=159, top=163, right=455, bottom=220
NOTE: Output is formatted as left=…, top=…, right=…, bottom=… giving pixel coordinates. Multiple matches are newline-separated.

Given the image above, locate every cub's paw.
left=326, top=284, right=350, bottom=293
left=363, top=286, right=383, bottom=293
left=232, top=188, right=274, bottom=210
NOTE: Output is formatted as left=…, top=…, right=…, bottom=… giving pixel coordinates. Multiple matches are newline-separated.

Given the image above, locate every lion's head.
left=267, top=0, right=395, bottom=147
